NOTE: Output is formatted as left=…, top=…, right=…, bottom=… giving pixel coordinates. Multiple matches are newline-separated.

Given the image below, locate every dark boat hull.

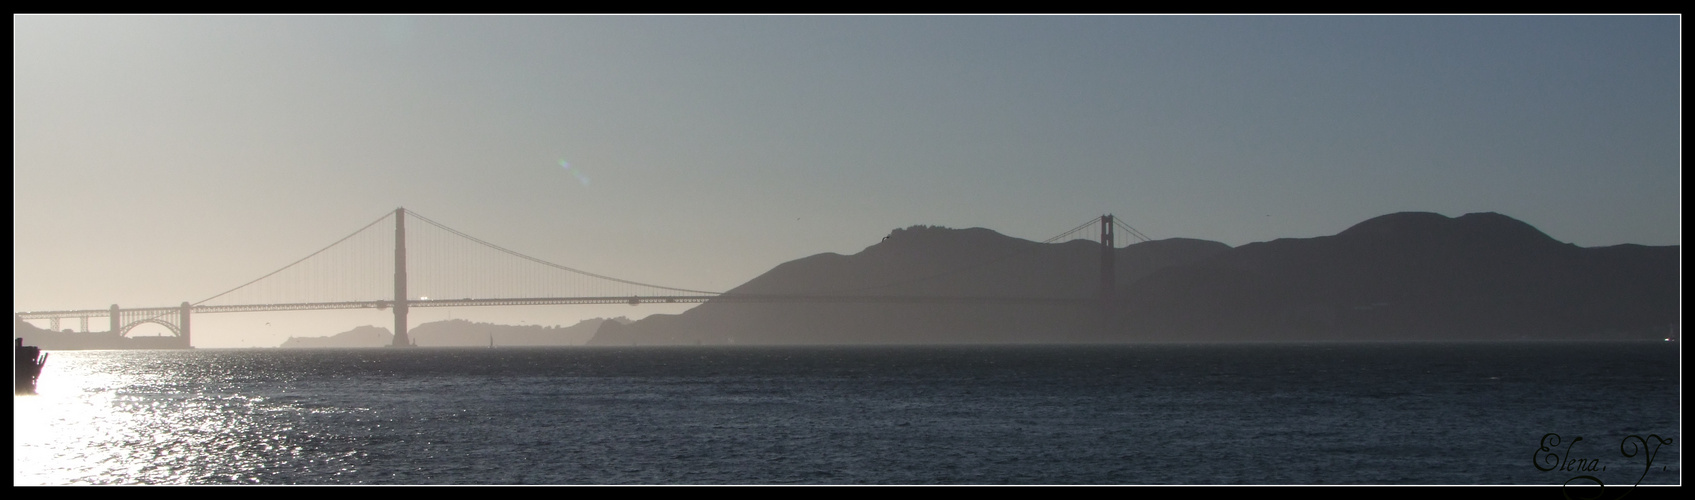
left=15, top=338, right=47, bottom=395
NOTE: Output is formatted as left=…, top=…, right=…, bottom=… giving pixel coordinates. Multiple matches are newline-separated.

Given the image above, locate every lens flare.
left=558, top=159, right=590, bottom=186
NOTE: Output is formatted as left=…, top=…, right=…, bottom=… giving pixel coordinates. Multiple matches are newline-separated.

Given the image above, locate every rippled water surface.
left=12, top=342, right=1681, bottom=485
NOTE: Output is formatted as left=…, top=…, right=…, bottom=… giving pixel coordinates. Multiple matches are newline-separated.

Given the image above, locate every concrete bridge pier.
left=180, top=301, right=191, bottom=347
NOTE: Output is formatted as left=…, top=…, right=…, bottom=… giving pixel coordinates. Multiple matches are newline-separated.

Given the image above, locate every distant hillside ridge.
left=12, top=316, right=189, bottom=350
left=589, top=224, right=1230, bottom=345
left=591, top=212, right=1677, bottom=345
left=1114, top=211, right=1678, bottom=341
left=282, top=317, right=631, bottom=348
left=279, top=325, right=392, bottom=348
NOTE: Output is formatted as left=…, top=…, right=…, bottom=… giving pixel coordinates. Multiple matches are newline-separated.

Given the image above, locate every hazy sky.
left=13, top=15, right=1681, bottom=347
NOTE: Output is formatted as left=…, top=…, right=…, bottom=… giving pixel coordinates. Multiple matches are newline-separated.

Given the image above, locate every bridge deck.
left=16, top=295, right=1093, bottom=319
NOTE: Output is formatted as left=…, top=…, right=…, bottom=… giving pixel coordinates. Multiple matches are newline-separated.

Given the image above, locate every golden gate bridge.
left=15, top=208, right=1150, bottom=347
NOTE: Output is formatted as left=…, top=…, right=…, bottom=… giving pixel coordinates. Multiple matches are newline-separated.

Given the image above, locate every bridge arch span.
left=119, top=318, right=182, bottom=338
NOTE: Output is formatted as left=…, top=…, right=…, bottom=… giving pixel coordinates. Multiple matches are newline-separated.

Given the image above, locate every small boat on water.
left=15, top=338, right=47, bottom=395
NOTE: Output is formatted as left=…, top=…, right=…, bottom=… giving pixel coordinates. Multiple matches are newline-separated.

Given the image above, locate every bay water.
left=12, top=341, right=1680, bottom=485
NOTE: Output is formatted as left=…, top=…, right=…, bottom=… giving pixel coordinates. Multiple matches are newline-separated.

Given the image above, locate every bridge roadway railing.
left=16, top=307, right=179, bottom=321
left=397, top=294, right=1096, bottom=308
left=17, top=294, right=1093, bottom=319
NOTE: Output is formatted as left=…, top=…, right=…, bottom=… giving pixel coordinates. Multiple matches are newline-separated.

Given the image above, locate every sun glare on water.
left=14, top=353, right=136, bottom=484
left=13, top=351, right=310, bottom=485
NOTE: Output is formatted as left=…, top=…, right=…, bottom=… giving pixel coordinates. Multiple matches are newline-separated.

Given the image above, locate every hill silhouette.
left=282, top=317, right=629, bottom=348
left=279, top=325, right=393, bottom=348
left=591, top=213, right=1678, bottom=345
left=1115, top=212, right=1678, bottom=341
left=589, top=224, right=1228, bottom=345
left=12, top=316, right=189, bottom=350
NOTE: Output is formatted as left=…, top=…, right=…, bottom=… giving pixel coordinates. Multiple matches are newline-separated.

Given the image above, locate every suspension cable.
left=193, top=211, right=395, bottom=306
left=403, top=209, right=722, bottom=295
left=1113, top=218, right=1152, bottom=242
left=181, top=209, right=1148, bottom=314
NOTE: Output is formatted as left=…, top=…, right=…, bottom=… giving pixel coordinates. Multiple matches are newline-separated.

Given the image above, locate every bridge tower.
left=391, top=207, right=411, bottom=347
left=1099, top=214, right=1115, bottom=306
